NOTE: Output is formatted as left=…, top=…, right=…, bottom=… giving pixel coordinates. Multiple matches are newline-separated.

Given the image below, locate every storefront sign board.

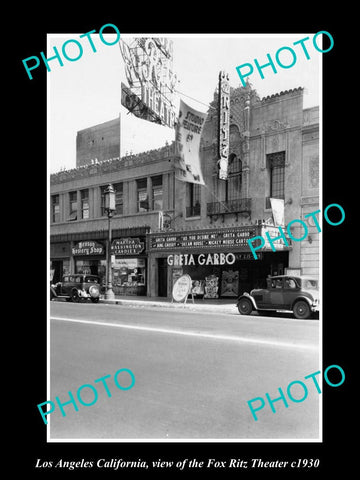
left=149, top=226, right=258, bottom=252
left=72, top=241, right=105, bottom=256
left=167, top=252, right=235, bottom=266
left=111, top=238, right=145, bottom=256
left=172, top=274, right=193, bottom=304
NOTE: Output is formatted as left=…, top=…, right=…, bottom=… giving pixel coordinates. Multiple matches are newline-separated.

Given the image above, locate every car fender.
left=291, top=296, right=313, bottom=309
left=237, top=292, right=258, bottom=310
left=50, top=285, right=58, bottom=297
left=78, top=289, right=90, bottom=298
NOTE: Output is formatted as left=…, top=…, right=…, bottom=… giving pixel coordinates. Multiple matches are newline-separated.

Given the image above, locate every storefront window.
left=76, top=260, right=94, bottom=275
left=75, top=259, right=105, bottom=286
left=166, top=252, right=288, bottom=298
left=113, top=258, right=146, bottom=287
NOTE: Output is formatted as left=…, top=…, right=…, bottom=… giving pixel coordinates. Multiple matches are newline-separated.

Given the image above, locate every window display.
left=75, top=259, right=106, bottom=286
left=113, top=258, right=146, bottom=295
left=191, top=280, right=205, bottom=297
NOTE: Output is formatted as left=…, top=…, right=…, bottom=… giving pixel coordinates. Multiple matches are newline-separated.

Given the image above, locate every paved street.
left=49, top=301, right=320, bottom=441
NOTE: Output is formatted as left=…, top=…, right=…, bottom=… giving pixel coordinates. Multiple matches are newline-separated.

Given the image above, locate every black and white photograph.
left=16, top=14, right=351, bottom=477
left=48, top=32, right=323, bottom=442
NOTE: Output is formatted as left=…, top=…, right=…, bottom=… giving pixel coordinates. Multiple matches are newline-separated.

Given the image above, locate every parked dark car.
left=50, top=274, right=101, bottom=303
left=237, top=275, right=319, bottom=319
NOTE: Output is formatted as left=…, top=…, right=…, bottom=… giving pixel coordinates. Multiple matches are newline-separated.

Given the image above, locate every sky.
left=48, top=33, right=321, bottom=173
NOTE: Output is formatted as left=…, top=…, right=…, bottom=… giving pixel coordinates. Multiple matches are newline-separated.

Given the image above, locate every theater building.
left=147, top=84, right=319, bottom=298
left=50, top=81, right=319, bottom=299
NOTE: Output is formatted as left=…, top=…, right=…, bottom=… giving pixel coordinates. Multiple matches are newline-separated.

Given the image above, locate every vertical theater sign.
left=119, top=37, right=177, bottom=128
left=218, top=70, right=230, bottom=180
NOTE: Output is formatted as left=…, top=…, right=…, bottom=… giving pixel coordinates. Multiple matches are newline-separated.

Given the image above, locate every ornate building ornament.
left=261, top=119, right=290, bottom=133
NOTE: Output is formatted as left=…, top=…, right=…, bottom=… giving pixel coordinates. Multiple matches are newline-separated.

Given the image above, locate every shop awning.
left=50, top=226, right=150, bottom=244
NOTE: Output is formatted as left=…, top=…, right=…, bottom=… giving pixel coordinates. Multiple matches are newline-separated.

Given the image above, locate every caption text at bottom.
left=35, top=458, right=320, bottom=470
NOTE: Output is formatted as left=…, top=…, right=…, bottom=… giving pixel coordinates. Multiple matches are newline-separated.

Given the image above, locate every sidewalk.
left=99, top=294, right=239, bottom=315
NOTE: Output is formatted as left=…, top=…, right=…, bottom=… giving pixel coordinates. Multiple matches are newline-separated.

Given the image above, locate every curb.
left=99, top=298, right=239, bottom=315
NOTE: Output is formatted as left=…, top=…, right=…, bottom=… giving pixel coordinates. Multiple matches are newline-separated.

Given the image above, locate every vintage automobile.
left=236, top=275, right=319, bottom=319
left=50, top=274, right=101, bottom=303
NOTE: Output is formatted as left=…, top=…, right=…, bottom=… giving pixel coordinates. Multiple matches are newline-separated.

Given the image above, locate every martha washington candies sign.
left=111, top=238, right=145, bottom=256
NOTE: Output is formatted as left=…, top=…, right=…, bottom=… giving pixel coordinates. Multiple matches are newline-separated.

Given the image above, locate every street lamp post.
left=104, top=184, right=116, bottom=300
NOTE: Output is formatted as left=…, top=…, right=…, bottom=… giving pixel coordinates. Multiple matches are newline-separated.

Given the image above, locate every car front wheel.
left=71, top=289, right=80, bottom=303
left=293, top=300, right=311, bottom=319
left=237, top=297, right=253, bottom=315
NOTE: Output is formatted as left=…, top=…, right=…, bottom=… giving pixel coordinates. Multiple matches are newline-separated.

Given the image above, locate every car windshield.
left=301, top=279, right=318, bottom=290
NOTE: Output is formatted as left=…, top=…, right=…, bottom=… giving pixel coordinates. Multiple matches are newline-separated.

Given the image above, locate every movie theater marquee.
left=119, top=37, right=177, bottom=128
